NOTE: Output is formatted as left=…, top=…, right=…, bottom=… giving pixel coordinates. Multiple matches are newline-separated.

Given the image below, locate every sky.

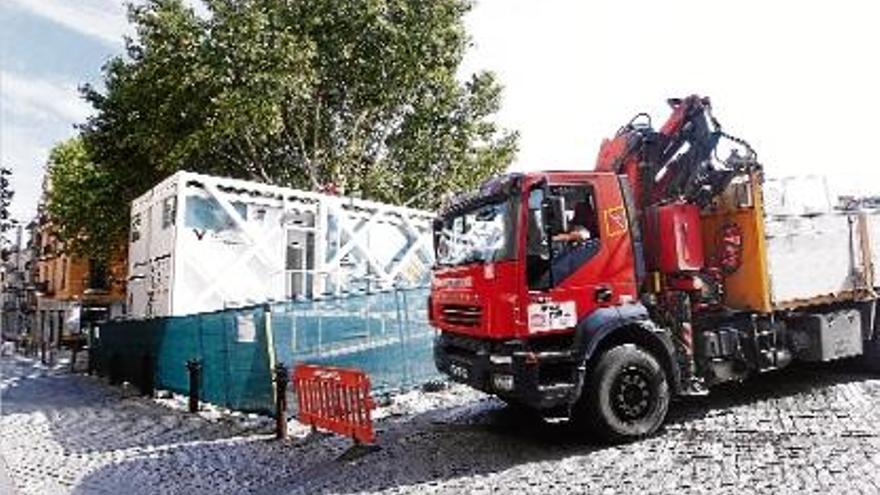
left=2, top=0, right=879, bottom=223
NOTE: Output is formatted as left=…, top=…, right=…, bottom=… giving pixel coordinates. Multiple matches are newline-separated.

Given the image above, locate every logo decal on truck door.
left=604, top=206, right=628, bottom=238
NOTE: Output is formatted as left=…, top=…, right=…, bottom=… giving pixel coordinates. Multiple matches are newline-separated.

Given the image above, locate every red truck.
left=430, top=96, right=880, bottom=442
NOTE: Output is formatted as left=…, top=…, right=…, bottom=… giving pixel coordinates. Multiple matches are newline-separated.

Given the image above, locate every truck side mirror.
left=542, top=196, right=568, bottom=236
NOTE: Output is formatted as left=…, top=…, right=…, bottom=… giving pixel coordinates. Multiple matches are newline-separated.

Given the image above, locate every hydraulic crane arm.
left=595, top=95, right=756, bottom=209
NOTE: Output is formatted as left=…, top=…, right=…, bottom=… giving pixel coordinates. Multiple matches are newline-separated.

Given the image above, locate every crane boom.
left=595, top=95, right=755, bottom=209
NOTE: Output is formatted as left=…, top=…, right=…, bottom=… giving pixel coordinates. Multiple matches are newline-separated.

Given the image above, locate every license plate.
left=448, top=362, right=470, bottom=381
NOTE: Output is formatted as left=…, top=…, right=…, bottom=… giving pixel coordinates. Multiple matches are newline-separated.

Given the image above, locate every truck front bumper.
left=433, top=333, right=577, bottom=411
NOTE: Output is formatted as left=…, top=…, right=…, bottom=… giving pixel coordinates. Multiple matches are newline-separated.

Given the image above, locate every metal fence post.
left=401, top=288, right=411, bottom=387
left=274, top=363, right=289, bottom=439
left=394, top=289, right=406, bottom=390
left=186, top=358, right=202, bottom=413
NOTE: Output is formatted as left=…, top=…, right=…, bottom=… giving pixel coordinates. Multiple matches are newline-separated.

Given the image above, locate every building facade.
left=31, top=204, right=127, bottom=349
left=1, top=224, right=35, bottom=342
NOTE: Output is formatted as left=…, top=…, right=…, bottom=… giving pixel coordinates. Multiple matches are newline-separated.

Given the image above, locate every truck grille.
left=441, top=304, right=482, bottom=327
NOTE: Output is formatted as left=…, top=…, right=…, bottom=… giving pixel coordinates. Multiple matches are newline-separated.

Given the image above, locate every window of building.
left=162, top=196, right=177, bottom=229
left=88, top=259, right=109, bottom=290
left=185, top=196, right=248, bottom=232
left=59, top=258, right=67, bottom=291
left=131, top=213, right=142, bottom=243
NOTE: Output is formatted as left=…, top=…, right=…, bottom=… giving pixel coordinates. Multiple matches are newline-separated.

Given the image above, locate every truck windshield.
left=435, top=198, right=517, bottom=267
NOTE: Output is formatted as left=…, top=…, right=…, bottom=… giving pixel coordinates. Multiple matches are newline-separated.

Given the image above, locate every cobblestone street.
left=2, top=353, right=880, bottom=495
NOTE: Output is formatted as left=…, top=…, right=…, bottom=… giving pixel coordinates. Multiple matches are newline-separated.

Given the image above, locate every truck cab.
left=431, top=171, right=676, bottom=428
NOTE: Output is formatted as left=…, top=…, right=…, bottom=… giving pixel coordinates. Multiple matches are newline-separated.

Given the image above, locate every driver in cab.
left=550, top=200, right=599, bottom=283
left=553, top=201, right=594, bottom=243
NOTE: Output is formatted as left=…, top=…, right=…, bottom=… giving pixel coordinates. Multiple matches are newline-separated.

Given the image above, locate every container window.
left=130, top=213, right=142, bottom=243
left=162, top=196, right=177, bottom=229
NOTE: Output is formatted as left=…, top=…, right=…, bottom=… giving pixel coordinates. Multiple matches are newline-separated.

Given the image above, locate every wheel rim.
left=611, top=366, right=654, bottom=421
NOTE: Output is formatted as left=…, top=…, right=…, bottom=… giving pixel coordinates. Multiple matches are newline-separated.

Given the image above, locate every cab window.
left=526, top=183, right=601, bottom=289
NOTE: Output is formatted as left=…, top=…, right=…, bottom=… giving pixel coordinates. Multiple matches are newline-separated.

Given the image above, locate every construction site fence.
left=90, top=287, right=438, bottom=415
left=90, top=306, right=275, bottom=414
left=270, top=287, right=438, bottom=396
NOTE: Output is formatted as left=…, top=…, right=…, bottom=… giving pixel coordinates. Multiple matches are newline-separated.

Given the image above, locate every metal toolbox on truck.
left=788, top=309, right=864, bottom=362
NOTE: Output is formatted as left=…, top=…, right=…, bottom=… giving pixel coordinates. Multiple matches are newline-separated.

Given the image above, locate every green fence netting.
left=91, top=287, right=440, bottom=416
left=91, top=306, right=276, bottom=414
left=269, top=287, right=440, bottom=396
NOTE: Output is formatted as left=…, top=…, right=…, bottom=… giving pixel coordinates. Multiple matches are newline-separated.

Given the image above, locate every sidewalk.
left=0, top=455, right=18, bottom=495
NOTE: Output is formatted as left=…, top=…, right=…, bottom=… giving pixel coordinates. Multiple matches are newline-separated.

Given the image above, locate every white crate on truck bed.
left=127, top=171, right=435, bottom=318
left=763, top=210, right=878, bottom=309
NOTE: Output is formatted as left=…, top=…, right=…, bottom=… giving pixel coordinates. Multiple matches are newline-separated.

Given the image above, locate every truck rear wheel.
left=576, top=344, right=670, bottom=443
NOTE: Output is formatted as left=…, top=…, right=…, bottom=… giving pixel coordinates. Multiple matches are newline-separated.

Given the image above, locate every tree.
left=45, top=139, right=124, bottom=261
left=77, top=0, right=517, bottom=249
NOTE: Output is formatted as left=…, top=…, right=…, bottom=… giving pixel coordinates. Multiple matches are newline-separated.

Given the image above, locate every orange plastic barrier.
left=293, top=364, right=375, bottom=444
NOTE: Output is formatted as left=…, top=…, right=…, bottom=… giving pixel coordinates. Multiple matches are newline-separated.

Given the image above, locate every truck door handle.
left=595, top=286, right=613, bottom=304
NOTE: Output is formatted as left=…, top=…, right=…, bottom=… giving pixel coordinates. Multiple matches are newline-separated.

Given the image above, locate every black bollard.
left=140, top=352, right=155, bottom=397
left=70, top=338, right=81, bottom=373
left=274, top=363, right=290, bottom=440
left=186, top=359, right=202, bottom=413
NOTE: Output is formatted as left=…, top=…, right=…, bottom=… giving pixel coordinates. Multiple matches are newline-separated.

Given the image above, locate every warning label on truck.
left=528, top=301, right=577, bottom=333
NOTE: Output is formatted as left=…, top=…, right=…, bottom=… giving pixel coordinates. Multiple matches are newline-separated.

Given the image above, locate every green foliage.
left=45, top=138, right=124, bottom=261
left=80, top=0, right=517, bottom=212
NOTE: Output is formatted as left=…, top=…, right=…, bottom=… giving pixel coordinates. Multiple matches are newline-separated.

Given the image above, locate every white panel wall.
left=171, top=187, right=288, bottom=315
left=127, top=171, right=435, bottom=318
left=127, top=175, right=178, bottom=318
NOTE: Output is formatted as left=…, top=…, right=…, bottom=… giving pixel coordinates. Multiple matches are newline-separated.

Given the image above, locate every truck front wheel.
left=575, top=344, right=670, bottom=443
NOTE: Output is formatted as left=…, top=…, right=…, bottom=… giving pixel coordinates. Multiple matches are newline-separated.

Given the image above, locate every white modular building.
left=127, top=171, right=435, bottom=318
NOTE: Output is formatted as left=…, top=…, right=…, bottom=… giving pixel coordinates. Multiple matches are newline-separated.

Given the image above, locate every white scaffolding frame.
left=128, top=171, right=435, bottom=318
